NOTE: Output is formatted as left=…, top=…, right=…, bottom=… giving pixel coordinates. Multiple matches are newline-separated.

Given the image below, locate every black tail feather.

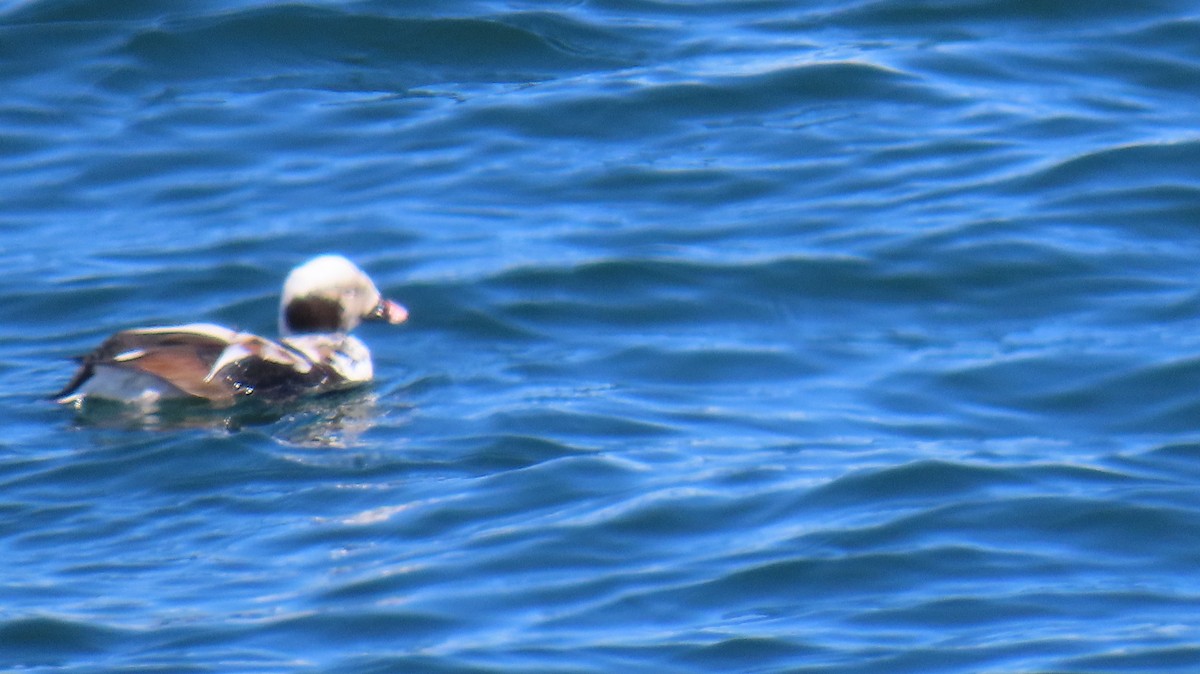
left=49, top=359, right=95, bottom=402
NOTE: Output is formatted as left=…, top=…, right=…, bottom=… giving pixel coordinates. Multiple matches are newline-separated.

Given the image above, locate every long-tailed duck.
left=54, top=254, right=408, bottom=407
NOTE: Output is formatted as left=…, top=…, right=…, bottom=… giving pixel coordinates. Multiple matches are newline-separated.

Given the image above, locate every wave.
left=106, top=5, right=635, bottom=93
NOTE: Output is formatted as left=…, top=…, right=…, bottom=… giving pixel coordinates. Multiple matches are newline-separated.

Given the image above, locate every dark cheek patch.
left=284, top=297, right=344, bottom=333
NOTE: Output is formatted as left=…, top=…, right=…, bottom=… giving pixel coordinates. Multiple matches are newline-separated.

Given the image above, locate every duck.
left=54, top=254, right=408, bottom=407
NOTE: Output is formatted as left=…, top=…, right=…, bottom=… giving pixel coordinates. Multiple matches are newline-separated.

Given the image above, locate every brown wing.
left=55, top=327, right=242, bottom=402
left=55, top=326, right=332, bottom=403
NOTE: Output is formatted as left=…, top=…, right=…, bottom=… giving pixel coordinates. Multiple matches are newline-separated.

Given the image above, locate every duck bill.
left=371, top=298, right=409, bottom=324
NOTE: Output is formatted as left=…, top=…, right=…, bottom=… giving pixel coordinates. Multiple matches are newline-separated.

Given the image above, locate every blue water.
left=4, top=0, right=1200, bottom=671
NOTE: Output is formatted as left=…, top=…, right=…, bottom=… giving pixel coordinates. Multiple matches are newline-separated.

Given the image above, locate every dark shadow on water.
left=65, top=388, right=391, bottom=448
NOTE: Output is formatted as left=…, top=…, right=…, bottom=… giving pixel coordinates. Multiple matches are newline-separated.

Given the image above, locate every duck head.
left=279, top=255, right=408, bottom=336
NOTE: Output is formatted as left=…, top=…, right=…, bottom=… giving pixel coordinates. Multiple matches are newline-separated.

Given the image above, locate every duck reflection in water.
left=69, top=386, right=408, bottom=449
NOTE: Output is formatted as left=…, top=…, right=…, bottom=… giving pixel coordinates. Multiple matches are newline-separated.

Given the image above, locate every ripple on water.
left=0, top=616, right=128, bottom=667
left=104, top=6, right=634, bottom=94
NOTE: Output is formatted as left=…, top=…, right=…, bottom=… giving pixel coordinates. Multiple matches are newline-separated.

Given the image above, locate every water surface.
left=4, top=1, right=1200, bottom=671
